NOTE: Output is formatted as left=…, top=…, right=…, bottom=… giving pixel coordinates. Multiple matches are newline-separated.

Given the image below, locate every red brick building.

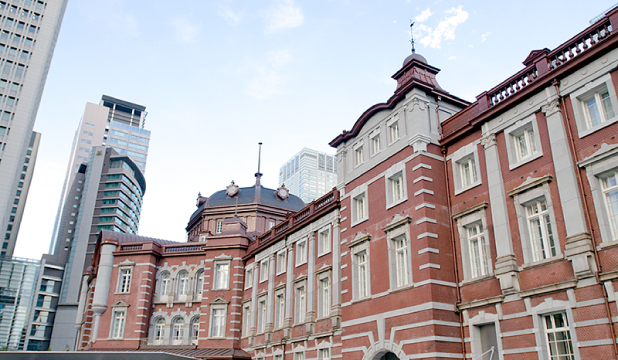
left=71, top=7, right=618, bottom=360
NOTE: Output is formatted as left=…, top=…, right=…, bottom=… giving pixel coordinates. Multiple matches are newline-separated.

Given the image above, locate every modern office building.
left=36, top=146, right=146, bottom=351
left=278, top=148, right=336, bottom=203
left=0, top=0, right=68, bottom=258
left=49, top=96, right=150, bottom=255
left=0, top=256, right=40, bottom=350
left=3, top=131, right=39, bottom=257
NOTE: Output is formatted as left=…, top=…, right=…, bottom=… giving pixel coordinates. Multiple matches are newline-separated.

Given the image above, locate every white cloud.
left=245, top=49, right=293, bottom=99
left=448, top=56, right=456, bottom=60
left=416, top=6, right=469, bottom=49
left=481, top=32, right=490, bottom=42
left=109, top=13, right=139, bottom=38
left=265, top=0, right=304, bottom=34
left=170, top=17, right=200, bottom=43
left=218, top=5, right=243, bottom=25
left=469, top=44, right=473, bottom=48
left=415, top=8, right=432, bottom=23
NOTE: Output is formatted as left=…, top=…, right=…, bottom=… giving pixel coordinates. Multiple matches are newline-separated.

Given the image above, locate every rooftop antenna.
left=255, top=142, right=263, bottom=187
left=410, top=20, right=416, bottom=54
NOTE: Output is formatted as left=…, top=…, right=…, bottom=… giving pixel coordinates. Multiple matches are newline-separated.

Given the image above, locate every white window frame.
left=294, top=280, right=307, bottom=324
left=268, top=220, right=275, bottom=230
left=190, top=316, right=199, bottom=345
left=318, top=348, right=331, bottom=360
left=387, top=117, right=400, bottom=145
left=276, top=249, right=287, bottom=275
left=242, top=301, right=251, bottom=337
left=542, top=312, right=575, bottom=360
left=153, top=317, right=165, bottom=345
left=244, top=267, right=253, bottom=289
left=570, top=73, right=618, bottom=138
left=213, top=261, right=230, bottom=290
left=317, top=226, right=331, bottom=256
left=296, top=239, right=307, bottom=266
left=384, top=216, right=413, bottom=290
left=317, top=271, right=331, bottom=319
left=177, top=270, right=190, bottom=300
left=525, top=199, right=557, bottom=262
left=209, top=305, right=227, bottom=338
left=172, top=317, right=185, bottom=345
left=196, top=269, right=204, bottom=299
left=349, top=234, right=371, bottom=300
left=216, top=220, right=223, bottom=234
left=505, top=114, right=543, bottom=170
left=274, top=287, right=286, bottom=329
left=600, top=171, right=618, bottom=241
left=116, top=267, right=132, bottom=294
left=159, top=271, right=171, bottom=298
left=385, top=162, right=408, bottom=209
left=294, top=351, right=305, bottom=360
left=454, top=204, right=493, bottom=281
left=259, top=259, right=269, bottom=283
left=353, top=141, right=364, bottom=167
left=450, top=141, right=482, bottom=195
left=110, top=309, right=126, bottom=339
left=370, top=128, right=381, bottom=157
left=257, top=296, right=267, bottom=334
left=510, top=176, right=561, bottom=265
left=530, top=299, right=580, bottom=360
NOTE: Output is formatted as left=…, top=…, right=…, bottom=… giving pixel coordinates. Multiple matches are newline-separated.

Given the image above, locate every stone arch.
left=362, top=340, right=406, bottom=360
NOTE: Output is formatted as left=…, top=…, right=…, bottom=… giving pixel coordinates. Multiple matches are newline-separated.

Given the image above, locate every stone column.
left=249, top=263, right=258, bottom=345
left=481, top=134, right=519, bottom=294
left=265, top=253, right=276, bottom=342
left=73, top=274, right=90, bottom=348
left=330, top=211, right=341, bottom=329
left=306, top=234, right=316, bottom=334
left=283, top=243, right=294, bottom=339
left=542, top=99, right=595, bottom=278
left=91, top=242, right=117, bottom=342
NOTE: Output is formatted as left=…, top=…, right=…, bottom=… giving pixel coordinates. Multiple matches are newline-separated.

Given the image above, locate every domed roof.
left=403, top=52, right=428, bottom=66
left=188, top=184, right=305, bottom=223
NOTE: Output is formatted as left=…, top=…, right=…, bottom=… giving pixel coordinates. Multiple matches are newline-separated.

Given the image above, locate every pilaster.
left=330, top=213, right=342, bottom=329
left=265, top=253, right=276, bottom=342
left=306, top=234, right=316, bottom=334
left=283, top=244, right=294, bottom=339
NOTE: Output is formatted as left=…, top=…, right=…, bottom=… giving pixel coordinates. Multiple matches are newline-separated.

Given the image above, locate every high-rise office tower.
left=49, top=96, right=150, bottom=254
left=0, top=0, right=68, bottom=258
left=278, top=148, right=337, bottom=203
left=4, top=131, right=39, bottom=257
left=35, top=146, right=146, bottom=351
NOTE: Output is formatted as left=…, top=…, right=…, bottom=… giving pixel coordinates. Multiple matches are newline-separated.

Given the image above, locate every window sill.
left=350, top=295, right=372, bottom=305
left=389, top=282, right=414, bottom=294
left=386, top=197, right=408, bottom=210
left=295, top=261, right=307, bottom=267
left=578, top=115, right=618, bottom=138
left=317, top=250, right=331, bottom=258
left=508, top=152, right=543, bottom=170
left=460, top=273, right=494, bottom=286
left=454, top=181, right=482, bottom=196
left=351, top=217, right=369, bottom=228
left=259, top=279, right=268, bottom=284
left=211, top=287, right=230, bottom=291
left=114, top=292, right=131, bottom=295
left=597, top=239, right=618, bottom=251
left=276, top=271, right=286, bottom=276
left=520, top=255, right=563, bottom=270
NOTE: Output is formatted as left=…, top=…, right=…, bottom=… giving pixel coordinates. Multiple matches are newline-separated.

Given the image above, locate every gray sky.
left=14, top=0, right=618, bottom=259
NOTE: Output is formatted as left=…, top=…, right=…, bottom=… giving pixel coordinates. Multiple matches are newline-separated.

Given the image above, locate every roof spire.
left=410, top=20, right=416, bottom=54
left=255, top=142, right=263, bottom=186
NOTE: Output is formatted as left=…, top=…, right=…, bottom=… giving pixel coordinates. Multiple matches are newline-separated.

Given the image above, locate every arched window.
left=160, top=271, right=171, bottom=296
left=154, top=317, right=165, bottom=344
left=196, top=270, right=204, bottom=299
left=177, top=271, right=189, bottom=297
left=172, top=317, right=185, bottom=345
left=190, top=316, right=200, bottom=345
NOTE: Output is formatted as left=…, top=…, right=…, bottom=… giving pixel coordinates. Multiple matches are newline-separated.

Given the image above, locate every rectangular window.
left=319, top=277, right=330, bottom=318
left=294, top=353, right=305, bottom=360
left=295, top=285, right=306, bottom=323
left=393, top=236, right=409, bottom=287
left=275, top=292, right=285, bottom=328
left=319, top=348, right=330, bottom=360
left=117, top=268, right=131, bottom=293
left=526, top=200, right=556, bottom=262
left=514, top=128, right=537, bottom=161
left=353, top=194, right=367, bottom=223
left=257, top=298, right=266, bottom=333
left=389, top=121, right=400, bottom=143
left=296, top=240, right=307, bottom=265
left=214, top=262, right=230, bottom=289
left=318, top=228, right=330, bottom=255
left=260, top=259, right=268, bottom=282
left=245, top=268, right=253, bottom=289
left=543, top=313, right=575, bottom=359
left=216, top=220, right=223, bottom=234
left=355, top=146, right=364, bottom=166
left=601, top=172, right=618, bottom=240
left=388, top=172, right=405, bottom=204
left=210, top=308, right=226, bottom=337
left=356, top=251, right=368, bottom=298
left=582, top=90, right=615, bottom=129
left=111, top=310, right=126, bottom=338
left=371, top=133, right=380, bottom=155
left=276, top=250, right=286, bottom=274
left=243, top=303, right=251, bottom=336
left=268, top=220, right=275, bottom=229
left=467, top=224, right=490, bottom=278
left=459, top=157, right=478, bottom=188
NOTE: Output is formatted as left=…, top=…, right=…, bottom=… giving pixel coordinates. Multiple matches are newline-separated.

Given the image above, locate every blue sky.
left=14, top=0, right=618, bottom=258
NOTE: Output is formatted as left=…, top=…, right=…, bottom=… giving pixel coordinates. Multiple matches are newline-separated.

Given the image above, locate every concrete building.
left=279, top=148, right=336, bottom=203
left=49, top=95, right=150, bottom=255
left=4, top=131, right=40, bottom=257
left=41, top=146, right=146, bottom=351
left=0, top=0, right=68, bottom=258
left=13, top=6, right=618, bottom=360
left=0, top=256, right=40, bottom=350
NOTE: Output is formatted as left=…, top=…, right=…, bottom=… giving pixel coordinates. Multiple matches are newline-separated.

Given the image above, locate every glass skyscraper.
left=279, top=148, right=336, bottom=203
